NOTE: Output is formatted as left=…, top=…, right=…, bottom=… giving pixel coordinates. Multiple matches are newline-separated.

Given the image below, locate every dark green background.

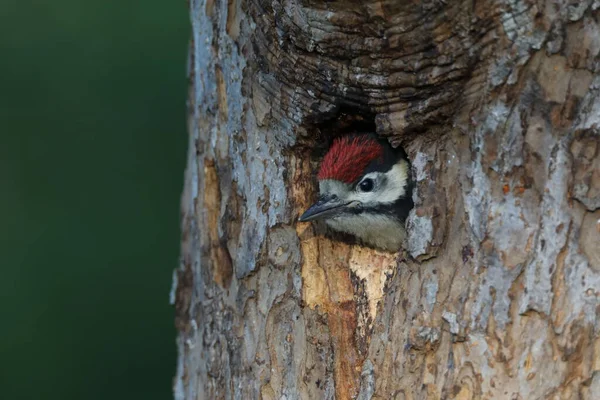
left=1, top=1, right=189, bottom=399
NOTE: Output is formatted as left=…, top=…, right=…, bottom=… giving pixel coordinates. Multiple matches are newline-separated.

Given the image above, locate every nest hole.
left=292, top=106, right=415, bottom=251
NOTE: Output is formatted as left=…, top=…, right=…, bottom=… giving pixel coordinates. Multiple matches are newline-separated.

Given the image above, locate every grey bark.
left=174, top=1, right=600, bottom=399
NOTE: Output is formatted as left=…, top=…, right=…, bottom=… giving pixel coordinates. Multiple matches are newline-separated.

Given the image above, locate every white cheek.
left=348, top=162, right=408, bottom=205
left=347, top=191, right=379, bottom=204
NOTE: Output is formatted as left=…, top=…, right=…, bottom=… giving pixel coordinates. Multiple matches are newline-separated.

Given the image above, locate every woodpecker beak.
left=299, top=195, right=360, bottom=222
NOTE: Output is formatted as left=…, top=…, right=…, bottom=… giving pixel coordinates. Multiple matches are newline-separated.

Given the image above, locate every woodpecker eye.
left=359, top=178, right=374, bottom=192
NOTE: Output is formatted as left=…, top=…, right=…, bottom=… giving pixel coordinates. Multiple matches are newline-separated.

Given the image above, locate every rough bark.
left=173, top=1, right=600, bottom=399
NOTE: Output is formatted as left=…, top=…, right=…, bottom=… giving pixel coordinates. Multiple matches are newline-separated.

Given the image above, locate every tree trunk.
left=173, top=1, right=600, bottom=399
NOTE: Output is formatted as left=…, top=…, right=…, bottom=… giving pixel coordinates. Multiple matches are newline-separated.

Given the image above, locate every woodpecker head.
left=299, top=133, right=413, bottom=252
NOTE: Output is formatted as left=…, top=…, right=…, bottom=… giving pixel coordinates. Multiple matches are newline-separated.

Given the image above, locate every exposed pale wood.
left=174, top=1, right=600, bottom=399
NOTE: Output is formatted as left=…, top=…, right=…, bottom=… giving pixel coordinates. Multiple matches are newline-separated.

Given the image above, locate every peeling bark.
left=174, top=1, right=600, bottom=399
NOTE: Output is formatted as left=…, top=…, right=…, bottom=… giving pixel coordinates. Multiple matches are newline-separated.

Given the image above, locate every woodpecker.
left=299, top=133, right=413, bottom=252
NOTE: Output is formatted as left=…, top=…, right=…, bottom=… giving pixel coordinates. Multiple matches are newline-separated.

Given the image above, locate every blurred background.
left=1, top=1, right=189, bottom=399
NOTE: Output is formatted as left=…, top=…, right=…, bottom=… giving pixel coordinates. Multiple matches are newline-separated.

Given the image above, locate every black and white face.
left=299, top=159, right=410, bottom=223
left=318, top=161, right=410, bottom=212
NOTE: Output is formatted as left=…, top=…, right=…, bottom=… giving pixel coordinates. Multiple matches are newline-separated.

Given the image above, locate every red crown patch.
left=317, top=135, right=384, bottom=183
